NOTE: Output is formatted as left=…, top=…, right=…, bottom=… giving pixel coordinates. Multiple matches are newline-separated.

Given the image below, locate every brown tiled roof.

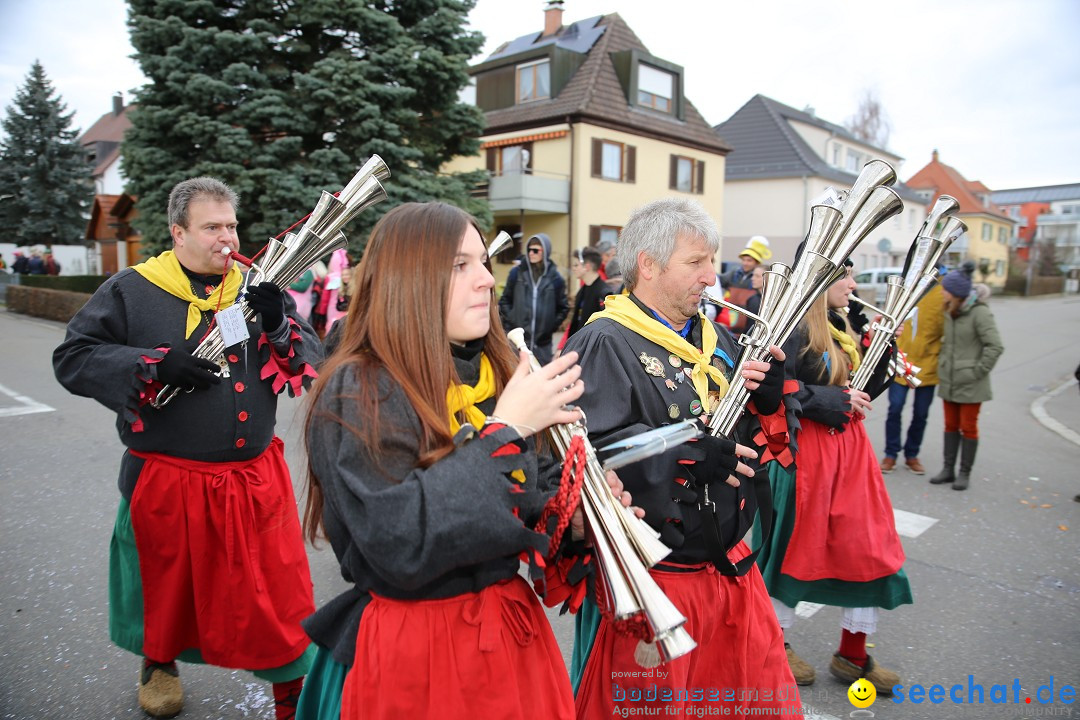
left=906, top=151, right=1013, bottom=221
left=478, top=14, right=730, bottom=155
left=80, top=105, right=133, bottom=144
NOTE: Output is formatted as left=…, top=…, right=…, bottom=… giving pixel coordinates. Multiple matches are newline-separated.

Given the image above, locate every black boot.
left=953, top=437, right=978, bottom=491
left=930, top=431, right=960, bottom=485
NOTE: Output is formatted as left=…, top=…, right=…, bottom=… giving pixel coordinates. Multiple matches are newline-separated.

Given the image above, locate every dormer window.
left=637, top=63, right=673, bottom=113
left=517, top=59, right=550, bottom=103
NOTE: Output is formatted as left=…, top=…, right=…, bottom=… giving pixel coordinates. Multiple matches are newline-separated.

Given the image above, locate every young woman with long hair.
left=296, top=202, right=630, bottom=720
left=756, top=263, right=912, bottom=695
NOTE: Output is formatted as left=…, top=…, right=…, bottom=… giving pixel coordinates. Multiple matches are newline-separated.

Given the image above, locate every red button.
left=238, top=411, right=249, bottom=422
left=228, top=354, right=239, bottom=363
left=235, top=438, right=246, bottom=448
left=234, top=382, right=245, bottom=393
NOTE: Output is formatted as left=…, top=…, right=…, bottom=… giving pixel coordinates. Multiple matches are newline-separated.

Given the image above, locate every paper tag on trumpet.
left=216, top=304, right=250, bottom=348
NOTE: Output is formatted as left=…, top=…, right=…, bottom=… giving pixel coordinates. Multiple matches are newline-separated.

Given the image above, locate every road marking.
left=0, top=382, right=55, bottom=418
left=803, top=707, right=843, bottom=720
left=1031, top=377, right=1080, bottom=448
left=893, top=508, right=939, bottom=538
left=795, top=601, right=825, bottom=619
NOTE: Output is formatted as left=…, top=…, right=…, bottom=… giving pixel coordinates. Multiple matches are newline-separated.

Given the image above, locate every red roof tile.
left=906, top=151, right=1012, bottom=221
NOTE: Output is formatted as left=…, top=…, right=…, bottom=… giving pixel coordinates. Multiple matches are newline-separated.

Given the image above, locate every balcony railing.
left=486, top=170, right=570, bottom=214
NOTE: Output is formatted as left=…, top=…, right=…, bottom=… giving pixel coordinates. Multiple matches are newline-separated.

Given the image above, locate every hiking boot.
left=784, top=643, right=816, bottom=685
left=138, top=660, right=183, bottom=718
left=829, top=653, right=899, bottom=695
left=880, top=457, right=896, bottom=473
left=904, top=457, right=925, bottom=475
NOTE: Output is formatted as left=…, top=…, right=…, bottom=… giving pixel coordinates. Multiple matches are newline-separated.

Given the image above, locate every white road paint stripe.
left=1031, top=377, right=1080, bottom=447
left=795, top=601, right=825, bottom=619
left=893, top=508, right=939, bottom=538
left=0, top=382, right=55, bottom=418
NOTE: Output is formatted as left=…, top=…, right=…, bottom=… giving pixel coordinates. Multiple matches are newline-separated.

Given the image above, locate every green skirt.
left=109, top=497, right=315, bottom=681
left=294, top=645, right=346, bottom=720
left=753, top=463, right=912, bottom=610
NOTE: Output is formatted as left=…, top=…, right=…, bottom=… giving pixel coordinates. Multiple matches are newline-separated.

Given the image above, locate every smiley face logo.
left=848, top=678, right=876, bottom=708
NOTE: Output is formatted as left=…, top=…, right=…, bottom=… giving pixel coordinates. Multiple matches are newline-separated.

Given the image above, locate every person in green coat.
left=930, top=265, right=1004, bottom=491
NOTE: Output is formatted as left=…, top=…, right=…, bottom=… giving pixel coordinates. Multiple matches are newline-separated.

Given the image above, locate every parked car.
left=854, top=266, right=903, bottom=306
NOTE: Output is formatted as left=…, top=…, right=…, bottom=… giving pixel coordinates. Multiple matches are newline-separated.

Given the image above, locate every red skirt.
left=129, top=438, right=315, bottom=669
left=781, top=416, right=905, bottom=583
left=575, top=543, right=801, bottom=718
left=341, top=577, right=574, bottom=720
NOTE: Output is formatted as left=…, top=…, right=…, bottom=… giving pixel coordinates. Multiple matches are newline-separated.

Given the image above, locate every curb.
left=1030, top=376, right=1080, bottom=448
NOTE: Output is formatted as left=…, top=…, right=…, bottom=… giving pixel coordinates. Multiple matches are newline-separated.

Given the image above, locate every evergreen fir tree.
left=123, top=0, right=489, bottom=256
left=0, top=61, right=93, bottom=246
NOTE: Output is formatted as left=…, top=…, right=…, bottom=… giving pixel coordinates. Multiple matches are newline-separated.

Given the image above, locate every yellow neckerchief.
left=588, top=294, right=729, bottom=412
left=829, top=323, right=862, bottom=374
left=133, top=250, right=243, bottom=339
left=446, top=353, right=495, bottom=434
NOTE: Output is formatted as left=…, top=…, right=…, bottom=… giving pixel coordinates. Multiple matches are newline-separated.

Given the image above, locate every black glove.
left=156, top=349, right=222, bottom=390
left=685, top=434, right=744, bottom=487
left=245, top=281, right=286, bottom=332
left=750, top=357, right=785, bottom=415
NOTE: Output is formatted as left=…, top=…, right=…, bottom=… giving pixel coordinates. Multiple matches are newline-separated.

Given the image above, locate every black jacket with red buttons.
left=53, top=264, right=322, bottom=499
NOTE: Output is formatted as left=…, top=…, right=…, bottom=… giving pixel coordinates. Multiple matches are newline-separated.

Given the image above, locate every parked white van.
left=853, top=266, right=903, bottom=306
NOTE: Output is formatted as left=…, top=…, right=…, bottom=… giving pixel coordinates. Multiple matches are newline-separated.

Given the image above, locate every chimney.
left=543, top=0, right=564, bottom=37
left=932, top=149, right=939, bottom=163
left=112, top=93, right=124, bottom=116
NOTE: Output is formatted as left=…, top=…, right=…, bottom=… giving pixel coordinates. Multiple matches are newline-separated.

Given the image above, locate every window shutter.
left=696, top=159, right=705, bottom=194
left=626, top=145, right=636, bottom=183
left=669, top=155, right=678, bottom=190
left=589, top=226, right=601, bottom=246
left=486, top=148, right=496, bottom=173
left=591, top=139, right=602, bottom=178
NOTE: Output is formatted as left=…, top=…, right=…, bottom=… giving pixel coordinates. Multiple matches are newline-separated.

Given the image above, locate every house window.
left=590, top=225, right=622, bottom=246
left=485, top=142, right=533, bottom=176
left=846, top=149, right=860, bottom=173
left=995, top=259, right=1005, bottom=275
left=982, top=224, right=992, bottom=241
left=998, top=226, right=1007, bottom=244
left=517, top=59, right=550, bottom=103
left=591, top=139, right=636, bottom=183
left=669, top=155, right=704, bottom=194
left=500, top=144, right=531, bottom=174
left=832, top=144, right=842, bottom=167
left=637, top=63, right=674, bottom=113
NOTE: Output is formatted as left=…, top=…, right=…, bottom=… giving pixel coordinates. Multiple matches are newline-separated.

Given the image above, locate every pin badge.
left=639, top=353, right=666, bottom=378
left=668, top=354, right=682, bottom=369
left=665, top=379, right=677, bottom=391
left=689, top=399, right=703, bottom=416
left=668, top=403, right=681, bottom=419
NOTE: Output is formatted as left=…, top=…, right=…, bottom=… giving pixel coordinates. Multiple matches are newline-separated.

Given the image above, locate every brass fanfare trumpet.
left=848, top=195, right=966, bottom=391
left=505, top=328, right=698, bottom=667
left=704, top=159, right=905, bottom=436
left=151, top=155, right=391, bottom=408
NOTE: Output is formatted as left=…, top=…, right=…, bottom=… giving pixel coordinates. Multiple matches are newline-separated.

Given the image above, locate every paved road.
left=1, top=295, right=1078, bottom=719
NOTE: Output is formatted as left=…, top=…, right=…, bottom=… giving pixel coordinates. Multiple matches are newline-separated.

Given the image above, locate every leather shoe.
left=880, top=457, right=896, bottom=473
left=905, top=457, right=926, bottom=475
left=829, top=653, right=899, bottom=695
left=785, top=643, right=816, bottom=685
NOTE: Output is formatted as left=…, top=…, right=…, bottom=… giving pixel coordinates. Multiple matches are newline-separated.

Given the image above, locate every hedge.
left=6, top=286, right=92, bottom=324
left=17, top=274, right=109, bottom=294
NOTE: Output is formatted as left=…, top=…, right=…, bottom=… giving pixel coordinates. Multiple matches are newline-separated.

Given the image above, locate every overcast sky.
left=2, top=0, right=1077, bottom=190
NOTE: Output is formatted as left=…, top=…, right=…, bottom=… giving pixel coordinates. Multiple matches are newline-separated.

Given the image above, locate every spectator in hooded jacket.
left=929, top=264, right=1004, bottom=491
left=498, top=233, right=568, bottom=364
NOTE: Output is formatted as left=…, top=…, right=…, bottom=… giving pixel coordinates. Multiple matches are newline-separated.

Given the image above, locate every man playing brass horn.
left=53, top=177, right=322, bottom=719
left=565, top=198, right=799, bottom=717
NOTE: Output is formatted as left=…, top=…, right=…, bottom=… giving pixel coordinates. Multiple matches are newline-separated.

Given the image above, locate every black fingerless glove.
left=751, top=358, right=785, bottom=415
left=245, top=281, right=285, bottom=332
left=156, top=349, right=222, bottom=390
left=685, top=434, right=743, bottom=486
